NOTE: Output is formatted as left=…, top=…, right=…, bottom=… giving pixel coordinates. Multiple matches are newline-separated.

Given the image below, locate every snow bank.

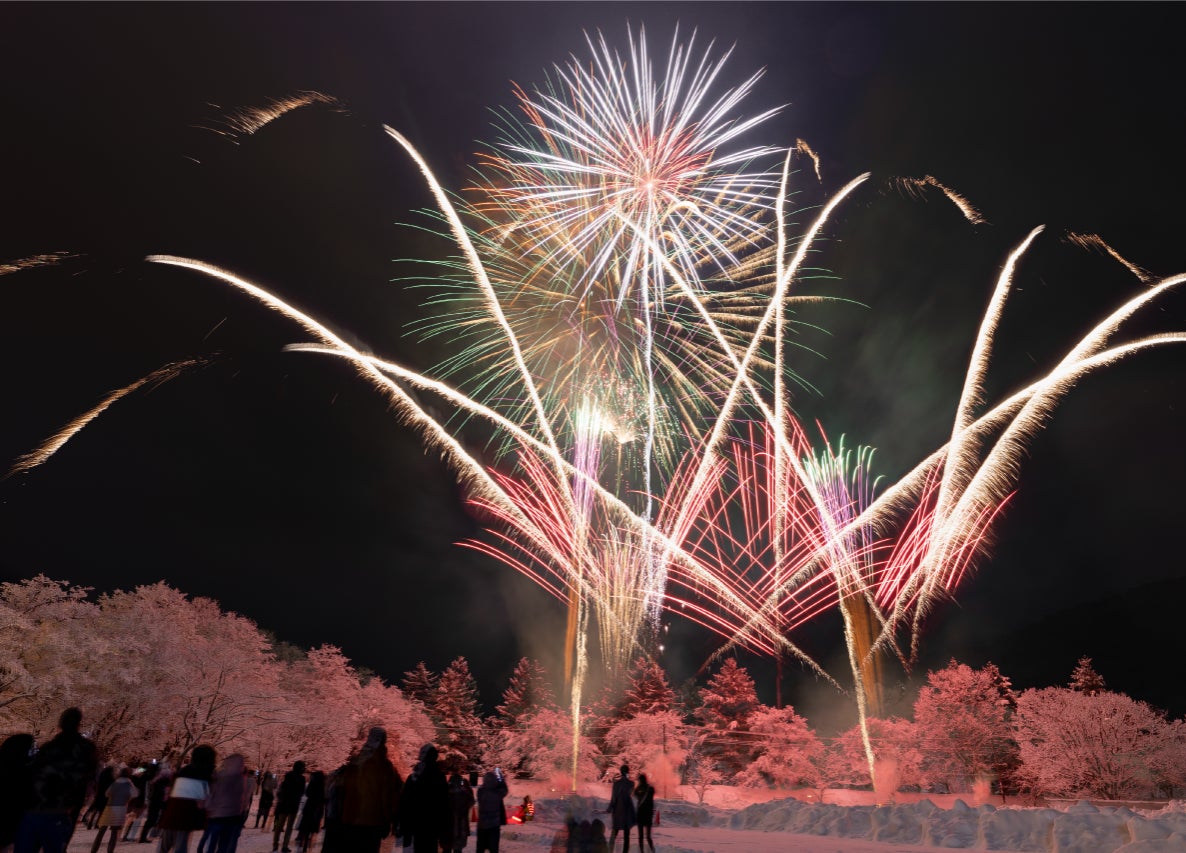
left=728, top=796, right=1186, bottom=852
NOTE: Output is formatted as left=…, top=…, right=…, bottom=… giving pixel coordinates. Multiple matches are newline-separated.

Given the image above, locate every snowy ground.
left=61, top=791, right=1186, bottom=853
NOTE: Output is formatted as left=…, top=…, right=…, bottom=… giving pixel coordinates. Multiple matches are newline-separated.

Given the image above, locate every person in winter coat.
left=138, top=764, right=170, bottom=844
left=270, top=762, right=305, bottom=853
left=293, top=771, right=325, bottom=853
left=91, top=767, right=136, bottom=853
left=588, top=819, right=609, bottom=853
left=157, top=745, right=216, bottom=853
left=138, top=766, right=170, bottom=844
left=83, top=766, right=115, bottom=830
left=254, top=773, right=275, bottom=830
left=238, top=769, right=256, bottom=833
left=632, top=773, right=655, bottom=853
left=398, top=745, right=453, bottom=853
left=472, top=770, right=507, bottom=853
left=606, top=765, right=635, bottom=853
left=0, top=733, right=34, bottom=853
left=14, top=707, right=99, bottom=853
left=199, top=754, right=245, bottom=853
left=507, top=794, right=534, bottom=825
left=446, top=771, right=474, bottom=852
left=322, top=727, right=401, bottom=853
left=121, top=767, right=148, bottom=842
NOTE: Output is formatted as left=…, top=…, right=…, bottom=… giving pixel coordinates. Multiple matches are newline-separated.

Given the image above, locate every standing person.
left=546, top=816, right=577, bottom=853
left=139, top=765, right=170, bottom=844
left=255, top=773, right=275, bottom=830
left=292, top=771, right=324, bottom=853
left=323, top=726, right=400, bottom=853
left=270, top=762, right=305, bottom=853
left=587, top=819, right=609, bottom=853
left=0, top=734, right=34, bottom=853
left=13, top=706, right=99, bottom=853
left=239, top=770, right=256, bottom=837
left=122, top=767, right=148, bottom=842
left=156, top=745, right=216, bottom=853
left=200, top=754, right=244, bottom=853
left=91, top=767, right=136, bottom=853
left=606, top=765, right=635, bottom=853
left=397, top=745, right=449, bottom=853
left=472, top=770, right=507, bottom=853
left=83, top=765, right=115, bottom=830
left=446, top=771, right=474, bottom=853
left=632, top=774, right=655, bottom=853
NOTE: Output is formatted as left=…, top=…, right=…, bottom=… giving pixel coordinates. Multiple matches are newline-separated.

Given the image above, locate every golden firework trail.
left=7, top=359, right=207, bottom=477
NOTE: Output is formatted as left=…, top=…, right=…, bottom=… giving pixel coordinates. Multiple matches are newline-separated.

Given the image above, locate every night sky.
left=2, top=3, right=1184, bottom=728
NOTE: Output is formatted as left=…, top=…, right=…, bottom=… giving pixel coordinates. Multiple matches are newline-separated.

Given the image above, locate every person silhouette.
left=606, top=765, right=635, bottom=853
left=13, top=707, right=98, bottom=853
left=633, top=773, right=655, bottom=853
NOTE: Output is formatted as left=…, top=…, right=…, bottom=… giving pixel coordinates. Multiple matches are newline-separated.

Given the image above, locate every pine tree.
left=401, top=661, right=439, bottom=709
left=696, top=658, right=759, bottom=729
left=1069, top=656, right=1107, bottom=695
left=434, top=656, right=485, bottom=771
left=694, top=658, right=760, bottom=781
left=621, top=657, right=677, bottom=718
left=495, top=658, right=555, bottom=728
left=985, top=661, right=1018, bottom=712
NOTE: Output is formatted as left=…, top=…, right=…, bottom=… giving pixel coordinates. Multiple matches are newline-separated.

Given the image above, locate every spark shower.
left=9, top=27, right=1185, bottom=785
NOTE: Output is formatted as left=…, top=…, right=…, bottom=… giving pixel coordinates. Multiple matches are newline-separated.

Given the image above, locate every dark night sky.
left=2, top=3, right=1184, bottom=727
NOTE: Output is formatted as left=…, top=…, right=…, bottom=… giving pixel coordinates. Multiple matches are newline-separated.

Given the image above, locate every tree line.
left=0, top=576, right=435, bottom=773
left=5, top=576, right=1185, bottom=801
left=408, top=652, right=1186, bottom=802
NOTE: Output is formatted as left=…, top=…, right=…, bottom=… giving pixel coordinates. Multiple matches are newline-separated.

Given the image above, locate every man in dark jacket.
left=272, top=761, right=306, bottom=853
left=607, top=764, right=636, bottom=853
left=397, top=744, right=450, bottom=853
left=473, top=770, right=508, bottom=853
left=13, top=707, right=99, bottom=853
left=324, top=726, right=401, bottom=853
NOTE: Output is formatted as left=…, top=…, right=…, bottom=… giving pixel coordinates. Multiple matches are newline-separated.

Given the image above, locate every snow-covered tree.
left=401, top=661, right=439, bottom=709
left=0, top=576, right=103, bottom=741
left=684, top=741, right=724, bottom=805
left=277, top=645, right=364, bottom=770
left=1014, top=687, right=1178, bottom=799
left=826, top=717, right=923, bottom=792
left=912, top=660, right=1017, bottom=791
left=111, top=583, right=283, bottom=762
left=434, top=657, right=484, bottom=771
left=494, top=658, right=555, bottom=728
left=488, top=658, right=556, bottom=777
left=355, top=678, right=437, bottom=777
left=1068, top=656, right=1107, bottom=696
left=602, top=710, right=688, bottom=795
left=500, top=707, right=601, bottom=786
left=735, top=705, right=824, bottom=790
left=1153, top=718, right=1186, bottom=797
left=0, top=575, right=435, bottom=773
left=621, top=658, right=677, bottom=718
left=694, top=658, right=760, bottom=781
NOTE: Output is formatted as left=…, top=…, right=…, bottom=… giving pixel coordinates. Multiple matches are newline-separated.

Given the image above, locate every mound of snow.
left=728, top=796, right=1186, bottom=852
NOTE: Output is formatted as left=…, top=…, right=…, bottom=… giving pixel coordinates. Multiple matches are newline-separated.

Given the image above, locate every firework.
left=7, top=27, right=1186, bottom=794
